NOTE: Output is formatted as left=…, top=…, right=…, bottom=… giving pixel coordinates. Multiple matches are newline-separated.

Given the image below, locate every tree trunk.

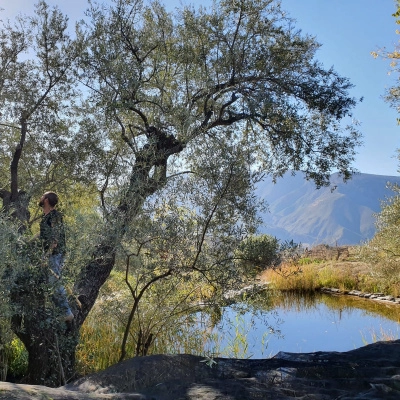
left=21, top=324, right=78, bottom=386
left=73, top=160, right=170, bottom=326
left=10, top=263, right=79, bottom=386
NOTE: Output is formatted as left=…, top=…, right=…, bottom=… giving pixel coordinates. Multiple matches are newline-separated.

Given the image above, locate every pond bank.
left=320, top=286, right=400, bottom=305
left=232, top=278, right=400, bottom=309
left=258, top=255, right=400, bottom=305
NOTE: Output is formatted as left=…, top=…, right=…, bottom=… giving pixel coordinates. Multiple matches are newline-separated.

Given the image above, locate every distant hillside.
left=256, top=172, right=400, bottom=246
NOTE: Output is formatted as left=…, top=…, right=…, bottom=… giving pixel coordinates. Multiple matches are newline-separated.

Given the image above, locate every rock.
left=321, top=287, right=342, bottom=294
left=222, top=283, right=268, bottom=301
left=1, top=340, right=400, bottom=399
left=349, top=290, right=363, bottom=296
left=376, top=296, right=395, bottom=302
left=370, top=293, right=385, bottom=299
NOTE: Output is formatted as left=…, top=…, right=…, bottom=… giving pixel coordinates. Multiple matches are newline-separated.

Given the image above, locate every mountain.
left=256, top=172, right=400, bottom=247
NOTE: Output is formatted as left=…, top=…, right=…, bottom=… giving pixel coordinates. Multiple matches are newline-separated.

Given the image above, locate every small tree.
left=117, top=147, right=263, bottom=360
left=235, top=235, right=303, bottom=277
left=235, top=234, right=280, bottom=276
left=361, top=182, right=400, bottom=295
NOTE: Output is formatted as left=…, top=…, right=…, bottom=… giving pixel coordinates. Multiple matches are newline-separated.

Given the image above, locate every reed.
left=261, top=263, right=320, bottom=291
left=361, top=326, right=399, bottom=345
left=76, top=302, right=216, bottom=375
left=260, top=260, right=376, bottom=294
left=76, top=315, right=131, bottom=375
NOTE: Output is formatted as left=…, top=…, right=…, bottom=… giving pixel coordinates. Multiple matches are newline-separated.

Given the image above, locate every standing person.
left=38, top=191, right=73, bottom=322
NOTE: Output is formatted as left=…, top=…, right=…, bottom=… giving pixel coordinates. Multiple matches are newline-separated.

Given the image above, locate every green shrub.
left=7, top=338, right=28, bottom=379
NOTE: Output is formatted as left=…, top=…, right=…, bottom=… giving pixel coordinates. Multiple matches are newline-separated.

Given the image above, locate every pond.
left=200, top=291, right=400, bottom=359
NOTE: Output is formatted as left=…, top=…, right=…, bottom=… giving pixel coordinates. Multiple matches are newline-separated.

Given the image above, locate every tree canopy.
left=372, top=0, right=400, bottom=118
left=0, top=0, right=362, bottom=385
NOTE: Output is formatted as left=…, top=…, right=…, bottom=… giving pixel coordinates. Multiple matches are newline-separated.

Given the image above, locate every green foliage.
left=76, top=270, right=218, bottom=374
left=6, top=338, right=28, bottom=379
left=78, top=0, right=361, bottom=189
left=0, top=215, right=26, bottom=320
left=371, top=1, right=400, bottom=115
left=221, top=313, right=251, bottom=359
left=61, top=185, right=105, bottom=283
left=235, top=234, right=280, bottom=275
left=298, top=257, right=313, bottom=265
left=277, top=240, right=304, bottom=266
left=0, top=1, right=90, bottom=198
left=360, top=183, right=400, bottom=295
left=0, top=215, right=29, bottom=381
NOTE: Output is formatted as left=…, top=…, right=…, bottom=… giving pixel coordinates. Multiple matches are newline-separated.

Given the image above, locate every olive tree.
left=360, top=181, right=400, bottom=294
left=73, top=0, right=360, bottom=323
left=1, top=0, right=362, bottom=385
left=363, top=1, right=400, bottom=293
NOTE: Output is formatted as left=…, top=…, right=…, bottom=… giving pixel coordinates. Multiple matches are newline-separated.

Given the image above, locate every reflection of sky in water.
left=206, top=296, right=400, bottom=358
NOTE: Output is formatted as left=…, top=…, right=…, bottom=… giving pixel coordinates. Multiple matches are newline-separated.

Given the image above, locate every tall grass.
left=76, top=316, right=132, bottom=376
left=361, top=326, right=399, bottom=345
left=76, top=301, right=216, bottom=375
left=259, top=260, right=393, bottom=295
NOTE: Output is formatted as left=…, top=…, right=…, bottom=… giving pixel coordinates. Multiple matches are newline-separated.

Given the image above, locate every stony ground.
left=1, top=340, right=400, bottom=399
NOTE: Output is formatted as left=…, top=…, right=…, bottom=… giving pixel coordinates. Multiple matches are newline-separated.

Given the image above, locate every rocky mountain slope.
left=257, top=172, right=400, bottom=246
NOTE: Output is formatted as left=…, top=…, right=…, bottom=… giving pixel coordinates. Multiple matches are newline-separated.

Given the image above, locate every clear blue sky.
left=2, top=0, right=399, bottom=176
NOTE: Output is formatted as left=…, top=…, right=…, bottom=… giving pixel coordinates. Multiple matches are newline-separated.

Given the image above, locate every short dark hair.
left=43, top=191, right=59, bottom=207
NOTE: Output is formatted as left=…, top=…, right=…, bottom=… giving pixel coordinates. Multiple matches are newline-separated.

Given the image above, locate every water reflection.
left=202, top=290, right=400, bottom=358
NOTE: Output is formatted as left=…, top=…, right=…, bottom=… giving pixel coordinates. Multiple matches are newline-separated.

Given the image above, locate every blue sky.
left=1, top=0, right=399, bottom=176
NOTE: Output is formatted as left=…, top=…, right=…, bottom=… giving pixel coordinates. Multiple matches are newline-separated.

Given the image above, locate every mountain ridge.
left=257, top=172, right=400, bottom=246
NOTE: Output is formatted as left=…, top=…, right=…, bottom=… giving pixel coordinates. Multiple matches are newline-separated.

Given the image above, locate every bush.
left=360, top=184, right=400, bottom=295
left=235, top=234, right=280, bottom=276
left=6, top=338, right=28, bottom=381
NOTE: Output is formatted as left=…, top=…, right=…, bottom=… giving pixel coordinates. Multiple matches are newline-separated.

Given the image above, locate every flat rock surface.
left=1, top=340, right=400, bottom=399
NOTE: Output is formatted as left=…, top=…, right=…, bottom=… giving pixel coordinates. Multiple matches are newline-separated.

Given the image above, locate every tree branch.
left=120, top=253, right=172, bottom=361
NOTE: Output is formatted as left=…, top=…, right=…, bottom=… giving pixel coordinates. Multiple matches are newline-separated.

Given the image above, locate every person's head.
left=39, top=191, right=59, bottom=208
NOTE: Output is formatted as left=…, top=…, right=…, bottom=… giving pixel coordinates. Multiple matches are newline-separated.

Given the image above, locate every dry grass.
left=258, top=245, right=396, bottom=296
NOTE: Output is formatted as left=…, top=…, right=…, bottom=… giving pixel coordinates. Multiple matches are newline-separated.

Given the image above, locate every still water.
left=202, top=291, right=400, bottom=358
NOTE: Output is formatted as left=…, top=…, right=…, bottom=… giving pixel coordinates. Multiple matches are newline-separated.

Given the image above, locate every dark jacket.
left=39, top=209, right=66, bottom=255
